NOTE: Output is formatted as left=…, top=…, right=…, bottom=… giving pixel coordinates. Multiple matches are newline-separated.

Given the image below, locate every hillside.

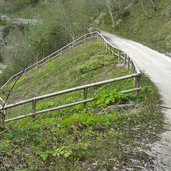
left=1, top=0, right=171, bottom=84
left=7, top=0, right=171, bottom=53
left=1, top=40, right=134, bottom=120
left=0, top=0, right=167, bottom=170
left=0, top=39, right=163, bottom=170
left=99, top=0, right=171, bottom=53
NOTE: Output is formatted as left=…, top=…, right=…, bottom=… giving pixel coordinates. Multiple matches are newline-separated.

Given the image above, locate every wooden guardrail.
left=0, top=97, right=5, bottom=123
left=0, top=31, right=141, bottom=123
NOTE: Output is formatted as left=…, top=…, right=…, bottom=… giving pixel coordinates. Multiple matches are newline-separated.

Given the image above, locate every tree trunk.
left=106, top=0, right=115, bottom=27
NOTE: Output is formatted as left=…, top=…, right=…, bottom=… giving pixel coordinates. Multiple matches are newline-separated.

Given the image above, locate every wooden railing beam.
left=1, top=73, right=140, bottom=110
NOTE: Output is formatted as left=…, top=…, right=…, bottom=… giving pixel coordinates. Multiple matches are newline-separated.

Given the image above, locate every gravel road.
left=101, top=31, right=171, bottom=170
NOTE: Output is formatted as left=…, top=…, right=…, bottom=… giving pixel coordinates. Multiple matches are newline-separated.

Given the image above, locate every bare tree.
left=106, top=0, right=115, bottom=28
left=51, top=0, right=76, bottom=41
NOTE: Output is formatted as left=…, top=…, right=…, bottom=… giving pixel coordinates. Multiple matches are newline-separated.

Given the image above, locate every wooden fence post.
left=61, top=49, right=63, bottom=56
left=131, top=61, right=135, bottom=72
left=72, top=41, right=75, bottom=48
left=96, top=33, right=99, bottom=41
left=0, top=98, right=6, bottom=124
left=127, top=57, right=130, bottom=69
left=113, top=48, right=115, bottom=56
left=134, top=75, right=141, bottom=95
left=118, top=50, right=121, bottom=62
left=124, top=53, right=127, bottom=66
left=0, top=110, right=5, bottom=124
left=83, top=88, right=88, bottom=108
left=32, top=100, right=36, bottom=120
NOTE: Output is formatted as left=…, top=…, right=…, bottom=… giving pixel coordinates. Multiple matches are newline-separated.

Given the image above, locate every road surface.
left=102, top=31, right=171, bottom=170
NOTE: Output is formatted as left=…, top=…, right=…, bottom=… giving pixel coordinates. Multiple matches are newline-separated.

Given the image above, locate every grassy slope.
left=1, top=40, right=135, bottom=120
left=100, top=0, right=171, bottom=52
left=6, top=41, right=130, bottom=101
left=0, top=1, right=166, bottom=169
left=0, top=40, right=163, bottom=170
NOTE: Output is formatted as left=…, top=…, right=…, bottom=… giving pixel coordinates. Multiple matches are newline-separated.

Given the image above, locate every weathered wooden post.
left=127, top=57, right=130, bottom=69
left=131, top=61, right=135, bottom=72
left=121, top=51, right=124, bottom=61
left=0, top=98, right=6, bottom=124
left=113, top=48, right=115, bottom=56
left=118, top=50, right=121, bottom=62
left=61, top=49, right=63, bottom=56
left=96, top=33, right=99, bottom=41
left=124, top=53, right=127, bottom=66
left=0, top=110, right=5, bottom=124
left=72, top=41, right=75, bottom=48
left=134, top=74, right=141, bottom=95
left=25, top=68, right=27, bottom=75
left=83, top=88, right=88, bottom=108
left=32, top=100, right=36, bottom=120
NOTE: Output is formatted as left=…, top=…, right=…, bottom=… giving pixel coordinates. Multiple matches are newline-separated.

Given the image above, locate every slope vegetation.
left=0, top=40, right=163, bottom=170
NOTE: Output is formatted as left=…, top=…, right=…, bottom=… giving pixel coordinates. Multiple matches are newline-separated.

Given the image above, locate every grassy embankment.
left=0, top=40, right=163, bottom=170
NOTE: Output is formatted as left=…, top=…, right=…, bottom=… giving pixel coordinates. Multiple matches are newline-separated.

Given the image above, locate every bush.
left=95, top=89, right=128, bottom=107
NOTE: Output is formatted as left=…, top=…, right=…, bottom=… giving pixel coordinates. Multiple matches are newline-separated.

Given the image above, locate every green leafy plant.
left=37, top=143, right=90, bottom=161
left=0, top=140, right=10, bottom=152
left=95, top=88, right=128, bottom=107
left=37, top=150, right=49, bottom=161
left=51, top=143, right=90, bottom=159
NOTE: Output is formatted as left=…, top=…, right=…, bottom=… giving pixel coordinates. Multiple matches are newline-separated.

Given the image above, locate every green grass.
left=4, top=41, right=127, bottom=101
left=0, top=40, right=163, bottom=170
left=1, top=40, right=134, bottom=119
left=0, top=80, right=163, bottom=170
left=0, top=2, right=166, bottom=169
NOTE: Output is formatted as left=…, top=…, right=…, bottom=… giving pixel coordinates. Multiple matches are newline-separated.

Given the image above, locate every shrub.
left=95, top=88, right=128, bottom=107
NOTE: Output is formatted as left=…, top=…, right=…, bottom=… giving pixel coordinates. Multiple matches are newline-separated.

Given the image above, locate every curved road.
left=102, top=31, right=171, bottom=170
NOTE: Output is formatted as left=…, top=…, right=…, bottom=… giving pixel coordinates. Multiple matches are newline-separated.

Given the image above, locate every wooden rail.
left=0, top=97, right=5, bottom=123
left=2, top=73, right=141, bottom=123
left=0, top=31, right=141, bottom=123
